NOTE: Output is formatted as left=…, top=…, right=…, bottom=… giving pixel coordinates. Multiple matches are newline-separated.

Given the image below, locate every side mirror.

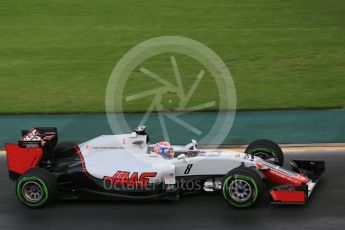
left=185, top=139, right=198, bottom=151
left=191, top=139, right=198, bottom=150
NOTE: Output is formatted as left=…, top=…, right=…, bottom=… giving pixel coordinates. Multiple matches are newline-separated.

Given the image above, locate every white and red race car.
left=5, top=126, right=325, bottom=208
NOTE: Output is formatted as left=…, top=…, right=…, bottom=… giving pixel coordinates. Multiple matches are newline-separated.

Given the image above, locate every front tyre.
left=16, top=168, right=57, bottom=208
left=222, top=167, right=263, bottom=208
left=245, top=139, right=284, bottom=166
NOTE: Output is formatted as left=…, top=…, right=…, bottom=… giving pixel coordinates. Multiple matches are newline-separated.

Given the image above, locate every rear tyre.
left=245, top=139, right=284, bottom=166
left=222, top=167, right=263, bottom=208
left=16, top=168, right=57, bottom=208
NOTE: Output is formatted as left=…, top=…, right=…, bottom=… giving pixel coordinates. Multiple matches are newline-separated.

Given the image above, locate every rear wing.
left=5, top=127, right=58, bottom=180
left=19, top=127, right=58, bottom=148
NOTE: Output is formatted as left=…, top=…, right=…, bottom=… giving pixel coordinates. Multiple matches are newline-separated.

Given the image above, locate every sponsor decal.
left=104, top=171, right=157, bottom=187
left=269, top=169, right=299, bottom=184
left=256, top=162, right=307, bottom=186
left=87, top=146, right=125, bottom=150
left=23, top=129, right=40, bottom=141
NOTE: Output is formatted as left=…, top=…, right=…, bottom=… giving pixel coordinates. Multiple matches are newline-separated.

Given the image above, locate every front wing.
left=269, top=160, right=325, bottom=204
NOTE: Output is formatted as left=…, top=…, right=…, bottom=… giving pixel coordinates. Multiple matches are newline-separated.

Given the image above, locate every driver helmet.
left=153, top=141, right=174, bottom=159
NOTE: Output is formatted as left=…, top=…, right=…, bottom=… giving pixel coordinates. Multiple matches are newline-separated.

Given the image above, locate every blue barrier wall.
left=1, top=109, right=344, bottom=147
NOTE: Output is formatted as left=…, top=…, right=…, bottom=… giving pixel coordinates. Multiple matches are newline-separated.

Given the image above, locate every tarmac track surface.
left=0, top=151, right=344, bottom=230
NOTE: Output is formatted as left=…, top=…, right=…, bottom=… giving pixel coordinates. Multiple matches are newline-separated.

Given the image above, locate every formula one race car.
left=5, top=126, right=325, bottom=208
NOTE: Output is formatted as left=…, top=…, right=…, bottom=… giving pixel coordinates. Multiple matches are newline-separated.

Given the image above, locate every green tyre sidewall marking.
left=222, top=174, right=258, bottom=208
left=16, top=176, right=49, bottom=208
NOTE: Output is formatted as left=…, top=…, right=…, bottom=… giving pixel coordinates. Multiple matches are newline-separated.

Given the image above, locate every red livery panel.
left=5, top=144, right=43, bottom=175
left=256, top=163, right=308, bottom=187
left=270, top=190, right=305, bottom=203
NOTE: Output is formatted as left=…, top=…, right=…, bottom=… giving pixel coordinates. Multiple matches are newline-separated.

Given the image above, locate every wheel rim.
left=229, top=179, right=252, bottom=202
left=22, top=181, right=43, bottom=203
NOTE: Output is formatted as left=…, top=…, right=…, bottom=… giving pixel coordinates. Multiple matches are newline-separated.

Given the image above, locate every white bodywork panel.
left=78, top=133, right=259, bottom=184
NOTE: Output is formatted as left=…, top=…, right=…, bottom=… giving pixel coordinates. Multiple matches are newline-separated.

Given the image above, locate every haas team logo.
left=104, top=171, right=157, bottom=187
